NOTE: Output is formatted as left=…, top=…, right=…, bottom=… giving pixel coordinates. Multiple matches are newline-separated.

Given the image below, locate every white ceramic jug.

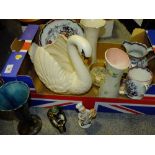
left=123, top=40, right=155, bottom=68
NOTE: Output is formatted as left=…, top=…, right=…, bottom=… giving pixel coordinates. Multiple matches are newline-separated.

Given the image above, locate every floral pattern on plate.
left=39, top=20, right=84, bottom=46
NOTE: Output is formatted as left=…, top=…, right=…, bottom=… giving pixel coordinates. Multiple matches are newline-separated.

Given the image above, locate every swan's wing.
left=33, top=47, right=50, bottom=86
left=44, top=35, right=74, bottom=73
left=28, top=43, right=39, bottom=63
left=33, top=47, right=74, bottom=93
left=45, top=35, right=68, bottom=55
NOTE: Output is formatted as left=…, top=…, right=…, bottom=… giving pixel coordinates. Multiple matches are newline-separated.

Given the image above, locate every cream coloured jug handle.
left=147, top=47, right=153, bottom=53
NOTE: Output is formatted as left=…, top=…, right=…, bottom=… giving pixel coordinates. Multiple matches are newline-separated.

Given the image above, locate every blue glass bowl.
left=0, top=81, right=30, bottom=120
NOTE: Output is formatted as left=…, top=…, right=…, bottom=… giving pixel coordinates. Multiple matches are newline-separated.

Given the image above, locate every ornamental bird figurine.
left=47, top=106, right=67, bottom=133
left=29, top=35, right=92, bottom=94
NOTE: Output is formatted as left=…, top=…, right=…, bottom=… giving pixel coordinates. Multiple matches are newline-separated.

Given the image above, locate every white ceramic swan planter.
left=29, top=35, right=92, bottom=94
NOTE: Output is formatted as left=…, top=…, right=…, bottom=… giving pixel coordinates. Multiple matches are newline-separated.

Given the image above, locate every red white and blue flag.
left=30, top=89, right=155, bottom=115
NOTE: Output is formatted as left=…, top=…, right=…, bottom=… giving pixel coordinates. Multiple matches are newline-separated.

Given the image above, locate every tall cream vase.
left=99, top=48, right=130, bottom=98
left=80, top=19, right=106, bottom=65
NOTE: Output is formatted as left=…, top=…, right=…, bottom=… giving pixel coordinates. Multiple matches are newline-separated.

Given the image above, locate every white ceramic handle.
left=147, top=47, right=153, bottom=53
left=144, top=84, right=150, bottom=91
left=138, top=84, right=149, bottom=99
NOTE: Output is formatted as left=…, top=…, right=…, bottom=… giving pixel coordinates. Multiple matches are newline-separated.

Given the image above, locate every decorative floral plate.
left=39, top=20, right=84, bottom=46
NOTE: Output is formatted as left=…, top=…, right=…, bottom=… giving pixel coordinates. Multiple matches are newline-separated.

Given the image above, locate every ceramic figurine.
left=29, top=35, right=92, bottom=95
left=125, top=67, right=153, bottom=99
left=123, top=40, right=155, bottom=68
left=99, top=48, right=130, bottom=98
left=80, top=19, right=106, bottom=65
left=76, top=103, right=96, bottom=128
left=47, top=106, right=67, bottom=133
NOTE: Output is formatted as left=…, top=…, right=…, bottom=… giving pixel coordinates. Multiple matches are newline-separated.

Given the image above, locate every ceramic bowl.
left=39, top=19, right=84, bottom=46
left=0, top=81, right=30, bottom=120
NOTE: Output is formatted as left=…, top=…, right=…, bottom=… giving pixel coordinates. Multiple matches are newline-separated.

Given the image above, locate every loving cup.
left=125, top=67, right=153, bottom=99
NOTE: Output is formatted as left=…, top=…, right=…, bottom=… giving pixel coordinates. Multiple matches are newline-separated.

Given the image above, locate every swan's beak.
left=81, top=49, right=91, bottom=66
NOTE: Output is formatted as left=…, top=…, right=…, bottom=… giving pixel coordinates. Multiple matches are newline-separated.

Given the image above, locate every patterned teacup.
left=125, top=67, right=153, bottom=99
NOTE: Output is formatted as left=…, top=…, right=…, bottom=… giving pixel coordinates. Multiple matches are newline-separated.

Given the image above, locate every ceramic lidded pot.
left=99, top=48, right=130, bottom=98
left=80, top=19, right=106, bottom=65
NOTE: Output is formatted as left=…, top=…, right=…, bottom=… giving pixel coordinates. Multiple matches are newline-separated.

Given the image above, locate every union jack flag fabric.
left=30, top=88, right=155, bottom=115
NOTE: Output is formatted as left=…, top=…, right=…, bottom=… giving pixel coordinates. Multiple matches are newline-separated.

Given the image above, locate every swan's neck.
left=68, top=44, right=91, bottom=83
